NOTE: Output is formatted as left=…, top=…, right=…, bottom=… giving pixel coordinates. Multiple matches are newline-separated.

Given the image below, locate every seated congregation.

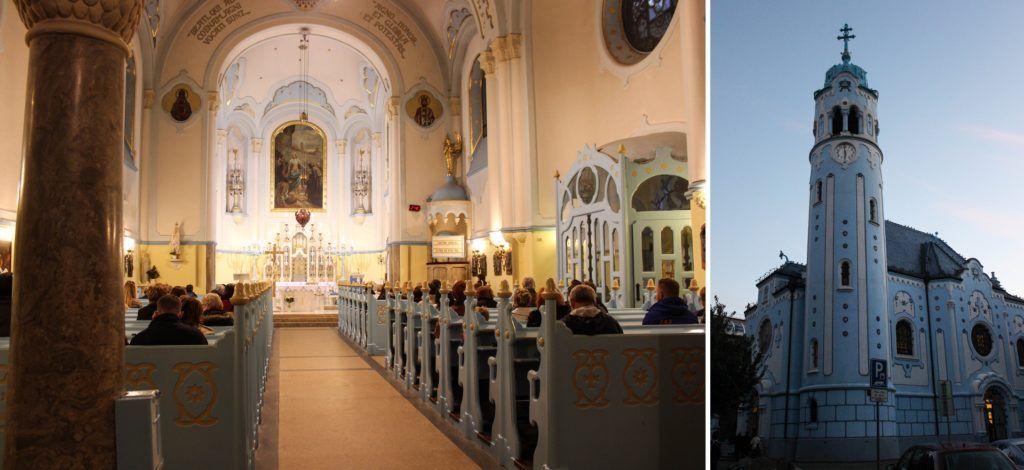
left=337, top=275, right=705, bottom=469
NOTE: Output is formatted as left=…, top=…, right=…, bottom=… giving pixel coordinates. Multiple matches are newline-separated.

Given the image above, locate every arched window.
left=809, top=398, right=819, bottom=423
left=896, top=321, right=914, bottom=356
left=1016, top=338, right=1024, bottom=368
left=839, top=261, right=852, bottom=288
left=809, top=339, right=819, bottom=370
left=830, top=106, right=843, bottom=135
left=867, top=115, right=874, bottom=136
left=469, top=56, right=488, bottom=160
left=818, top=115, right=824, bottom=138
left=661, top=227, right=674, bottom=254
left=815, top=180, right=823, bottom=204
left=641, top=227, right=654, bottom=271
left=848, top=106, right=861, bottom=134
left=869, top=198, right=878, bottom=223
left=973, top=324, right=993, bottom=356
left=758, top=319, right=772, bottom=353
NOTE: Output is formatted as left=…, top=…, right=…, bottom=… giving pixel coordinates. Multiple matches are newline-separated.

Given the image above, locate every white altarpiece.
left=263, top=223, right=338, bottom=311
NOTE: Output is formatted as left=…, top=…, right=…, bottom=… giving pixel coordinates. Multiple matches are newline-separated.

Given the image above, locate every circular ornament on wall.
left=972, top=323, right=993, bottom=357
left=602, top=0, right=678, bottom=65
left=405, top=90, right=443, bottom=129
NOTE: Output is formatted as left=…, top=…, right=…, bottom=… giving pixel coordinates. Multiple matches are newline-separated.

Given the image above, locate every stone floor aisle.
left=255, top=328, right=480, bottom=469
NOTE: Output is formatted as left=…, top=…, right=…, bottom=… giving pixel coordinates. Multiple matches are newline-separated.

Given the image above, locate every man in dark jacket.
left=642, top=278, right=697, bottom=325
left=562, top=285, right=622, bottom=335
left=130, top=294, right=208, bottom=346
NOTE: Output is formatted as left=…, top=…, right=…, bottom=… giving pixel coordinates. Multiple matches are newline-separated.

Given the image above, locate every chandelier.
left=298, top=27, right=310, bottom=121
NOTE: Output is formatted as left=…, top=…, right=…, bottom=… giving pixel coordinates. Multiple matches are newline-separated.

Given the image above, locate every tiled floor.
left=256, top=328, right=479, bottom=469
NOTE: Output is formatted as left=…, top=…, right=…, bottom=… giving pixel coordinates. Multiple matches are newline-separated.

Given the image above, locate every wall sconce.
left=0, top=224, right=14, bottom=242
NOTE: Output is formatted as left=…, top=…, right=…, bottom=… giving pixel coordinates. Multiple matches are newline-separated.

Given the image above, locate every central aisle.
left=257, top=328, right=480, bottom=469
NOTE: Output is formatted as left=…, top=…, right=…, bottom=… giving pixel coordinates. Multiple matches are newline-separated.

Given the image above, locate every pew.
left=457, top=294, right=500, bottom=444
left=525, top=296, right=704, bottom=469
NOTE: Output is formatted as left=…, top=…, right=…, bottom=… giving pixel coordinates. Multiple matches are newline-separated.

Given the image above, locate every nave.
left=255, top=328, right=482, bottom=469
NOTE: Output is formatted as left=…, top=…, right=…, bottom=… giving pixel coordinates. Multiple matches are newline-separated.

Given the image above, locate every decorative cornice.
left=15, top=0, right=143, bottom=54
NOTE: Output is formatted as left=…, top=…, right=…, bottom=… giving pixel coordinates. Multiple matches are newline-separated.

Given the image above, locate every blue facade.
left=743, top=35, right=1024, bottom=463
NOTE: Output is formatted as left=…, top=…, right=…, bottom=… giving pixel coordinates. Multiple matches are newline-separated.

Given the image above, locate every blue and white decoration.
left=743, top=25, right=1024, bottom=462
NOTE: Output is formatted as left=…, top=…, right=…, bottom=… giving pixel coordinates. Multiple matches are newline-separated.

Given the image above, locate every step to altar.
left=273, top=313, right=338, bottom=328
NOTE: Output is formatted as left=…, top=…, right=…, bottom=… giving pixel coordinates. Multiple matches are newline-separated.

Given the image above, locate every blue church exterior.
left=743, top=27, right=1024, bottom=462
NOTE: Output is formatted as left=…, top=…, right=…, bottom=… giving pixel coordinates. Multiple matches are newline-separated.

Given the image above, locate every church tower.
left=800, top=25, right=897, bottom=460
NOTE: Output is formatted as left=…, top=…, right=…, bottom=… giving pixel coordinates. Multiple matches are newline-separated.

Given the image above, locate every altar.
left=275, top=281, right=336, bottom=312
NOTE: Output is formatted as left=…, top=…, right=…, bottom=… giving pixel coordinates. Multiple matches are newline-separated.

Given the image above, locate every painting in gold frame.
left=271, top=120, right=326, bottom=211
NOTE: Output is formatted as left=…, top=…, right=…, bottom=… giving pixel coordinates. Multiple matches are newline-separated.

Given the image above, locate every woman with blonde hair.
left=124, top=280, right=143, bottom=309
left=201, top=293, right=234, bottom=326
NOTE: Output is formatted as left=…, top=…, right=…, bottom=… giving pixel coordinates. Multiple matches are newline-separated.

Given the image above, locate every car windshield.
left=944, top=450, right=1015, bottom=469
left=1017, top=444, right=1024, bottom=453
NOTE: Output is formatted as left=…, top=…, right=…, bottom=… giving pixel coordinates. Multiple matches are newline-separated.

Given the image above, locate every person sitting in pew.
left=642, top=279, right=697, bottom=325
left=449, top=280, right=468, bottom=316
left=201, top=293, right=234, bottom=326
left=180, top=296, right=215, bottom=335
left=511, top=288, right=535, bottom=323
left=170, top=285, right=187, bottom=298
left=412, top=285, right=424, bottom=303
left=124, top=280, right=143, bottom=308
left=222, top=284, right=235, bottom=312
left=522, top=277, right=537, bottom=298
left=526, top=286, right=571, bottom=327
left=562, top=285, right=623, bottom=335
left=185, top=284, right=199, bottom=298
left=130, top=294, right=208, bottom=346
left=137, top=283, right=170, bottom=321
left=428, top=279, right=442, bottom=307
left=476, top=285, right=498, bottom=309
left=582, top=280, right=610, bottom=314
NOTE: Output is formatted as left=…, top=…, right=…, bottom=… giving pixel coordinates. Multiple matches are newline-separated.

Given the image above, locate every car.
left=992, top=439, right=1024, bottom=468
left=890, top=443, right=1016, bottom=470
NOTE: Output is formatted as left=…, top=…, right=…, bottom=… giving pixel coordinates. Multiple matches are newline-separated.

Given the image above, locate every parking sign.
left=870, top=359, right=887, bottom=388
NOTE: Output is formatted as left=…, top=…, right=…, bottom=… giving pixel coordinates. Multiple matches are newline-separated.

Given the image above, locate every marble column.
left=8, top=1, right=141, bottom=468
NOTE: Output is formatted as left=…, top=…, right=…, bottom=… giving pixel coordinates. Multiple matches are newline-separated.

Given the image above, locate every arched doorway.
left=984, top=386, right=1009, bottom=441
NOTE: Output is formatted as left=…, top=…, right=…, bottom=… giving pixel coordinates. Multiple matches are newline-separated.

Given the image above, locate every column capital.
left=216, top=129, right=228, bottom=147
left=336, top=139, right=347, bottom=154
left=479, top=50, right=497, bottom=75
left=371, top=132, right=383, bottom=147
left=208, top=91, right=220, bottom=112
left=142, top=89, right=155, bottom=109
left=251, top=138, right=263, bottom=154
left=387, top=96, right=401, bottom=120
left=491, top=34, right=522, bottom=62
left=14, top=0, right=143, bottom=54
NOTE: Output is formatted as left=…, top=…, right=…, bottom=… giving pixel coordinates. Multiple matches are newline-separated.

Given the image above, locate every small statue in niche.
left=170, top=88, right=193, bottom=122
left=169, top=222, right=182, bottom=260
left=493, top=250, right=502, bottom=276
left=443, top=133, right=463, bottom=177
left=414, top=94, right=436, bottom=127
left=124, top=251, right=134, bottom=278
left=504, top=248, right=512, bottom=275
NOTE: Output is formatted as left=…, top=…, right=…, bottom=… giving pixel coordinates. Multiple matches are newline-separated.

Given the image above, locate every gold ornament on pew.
left=689, top=278, right=701, bottom=292
left=612, top=278, right=621, bottom=291
left=543, top=278, right=559, bottom=301
left=646, top=279, right=656, bottom=291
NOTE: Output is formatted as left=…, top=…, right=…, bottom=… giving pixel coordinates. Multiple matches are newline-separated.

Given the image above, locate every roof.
left=885, top=221, right=967, bottom=280
left=755, top=262, right=806, bottom=288
left=428, top=175, right=469, bottom=202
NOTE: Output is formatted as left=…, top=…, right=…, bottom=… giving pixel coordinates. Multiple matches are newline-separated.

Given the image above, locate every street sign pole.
left=876, top=400, right=880, bottom=470
left=869, top=359, right=888, bottom=470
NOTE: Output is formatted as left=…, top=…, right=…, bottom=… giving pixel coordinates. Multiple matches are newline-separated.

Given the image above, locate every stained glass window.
left=896, top=321, right=913, bottom=356
left=973, top=324, right=993, bottom=356
left=758, top=319, right=772, bottom=353
left=622, top=0, right=678, bottom=53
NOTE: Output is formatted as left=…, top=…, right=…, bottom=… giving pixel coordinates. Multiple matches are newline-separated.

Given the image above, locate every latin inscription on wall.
left=188, top=0, right=252, bottom=45
left=362, top=1, right=418, bottom=58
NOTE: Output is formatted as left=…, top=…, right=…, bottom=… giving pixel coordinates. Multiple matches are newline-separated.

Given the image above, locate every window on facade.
left=758, top=319, right=772, bottom=353
left=840, top=261, right=852, bottom=287
left=869, top=198, right=878, bottom=223
left=815, top=180, right=822, bottom=204
left=818, top=115, right=824, bottom=138
left=896, top=321, right=914, bottom=356
left=621, top=0, right=677, bottom=53
left=848, top=106, right=861, bottom=134
left=972, top=324, right=993, bottom=356
left=810, top=339, right=819, bottom=370
left=661, top=227, right=674, bottom=254
left=1017, top=339, right=1024, bottom=368
left=831, top=106, right=843, bottom=135
left=809, top=398, right=818, bottom=423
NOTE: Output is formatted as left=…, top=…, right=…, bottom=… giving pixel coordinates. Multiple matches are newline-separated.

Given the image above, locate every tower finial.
left=838, top=23, right=855, bottom=63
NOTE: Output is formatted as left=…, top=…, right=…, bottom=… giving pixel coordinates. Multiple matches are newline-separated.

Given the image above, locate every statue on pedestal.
left=443, top=133, right=463, bottom=177
left=169, top=222, right=182, bottom=260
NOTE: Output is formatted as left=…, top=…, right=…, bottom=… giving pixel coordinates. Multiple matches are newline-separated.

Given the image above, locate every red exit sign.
left=408, top=204, right=421, bottom=212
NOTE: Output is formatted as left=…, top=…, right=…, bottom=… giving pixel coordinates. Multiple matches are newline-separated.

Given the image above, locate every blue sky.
left=711, top=2, right=1024, bottom=315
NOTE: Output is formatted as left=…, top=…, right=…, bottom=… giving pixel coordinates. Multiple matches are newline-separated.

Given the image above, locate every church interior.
left=0, top=0, right=703, bottom=467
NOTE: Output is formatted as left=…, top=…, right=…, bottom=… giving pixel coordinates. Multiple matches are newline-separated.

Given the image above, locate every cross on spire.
left=837, top=23, right=855, bottom=63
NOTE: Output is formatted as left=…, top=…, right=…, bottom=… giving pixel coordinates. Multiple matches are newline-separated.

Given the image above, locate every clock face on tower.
left=832, top=142, right=858, bottom=169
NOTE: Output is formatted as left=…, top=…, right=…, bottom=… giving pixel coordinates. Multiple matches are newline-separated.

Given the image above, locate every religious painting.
left=161, top=84, right=200, bottom=122
left=124, top=54, right=138, bottom=169
left=405, top=90, right=443, bottom=128
left=468, top=56, right=487, bottom=157
left=272, top=121, right=326, bottom=211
